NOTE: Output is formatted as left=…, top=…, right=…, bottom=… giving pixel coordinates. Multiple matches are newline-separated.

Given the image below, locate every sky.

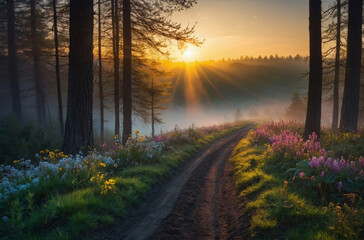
left=171, top=0, right=335, bottom=61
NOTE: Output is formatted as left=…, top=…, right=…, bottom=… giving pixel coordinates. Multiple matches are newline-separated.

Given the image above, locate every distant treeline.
left=214, top=54, right=307, bottom=63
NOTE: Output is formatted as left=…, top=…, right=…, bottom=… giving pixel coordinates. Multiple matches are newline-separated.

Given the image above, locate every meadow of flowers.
left=250, top=121, right=364, bottom=197
left=0, top=121, right=248, bottom=239
left=232, top=121, right=364, bottom=239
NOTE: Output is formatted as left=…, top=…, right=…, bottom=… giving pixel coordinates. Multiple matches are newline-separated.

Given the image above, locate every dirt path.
left=92, top=125, right=253, bottom=240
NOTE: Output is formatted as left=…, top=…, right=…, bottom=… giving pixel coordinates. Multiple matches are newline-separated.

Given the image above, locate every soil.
left=91, top=125, right=253, bottom=240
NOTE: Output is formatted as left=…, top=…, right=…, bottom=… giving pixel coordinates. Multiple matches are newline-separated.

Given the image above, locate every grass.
left=0, top=122, right=252, bottom=240
left=229, top=136, right=363, bottom=240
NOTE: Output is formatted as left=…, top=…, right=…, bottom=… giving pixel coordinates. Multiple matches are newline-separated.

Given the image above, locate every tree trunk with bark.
left=53, top=0, right=64, bottom=136
left=98, top=0, right=104, bottom=143
left=151, top=77, right=155, bottom=138
left=63, top=0, right=94, bottom=153
left=112, top=0, right=120, bottom=138
left=303, top=0, right=323, bottom=139
left=7, top=0, right=22, bottom=119
left=332, top=0, right=341, bottom=130
left=122, top=0, right=132, bottom=145
left=340, top=0, right=362, bottom=132
left=30, top=0, right=46, bottom=126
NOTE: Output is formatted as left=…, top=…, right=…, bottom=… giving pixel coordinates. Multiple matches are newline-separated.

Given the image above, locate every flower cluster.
left=101, top=178, right=116, bottom=195
left=269, top=131, right=327, bottom=160
left=0, top=153, right=117, bottom=202
left=250, top=121, right=303, bottom=144
left=296, top=156, right=364, bottom=193
left=251, top=121, right=364, bottom=195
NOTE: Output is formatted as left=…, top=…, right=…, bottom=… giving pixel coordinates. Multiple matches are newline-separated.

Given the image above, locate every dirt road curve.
left=93, top=125, right=253, bottom=240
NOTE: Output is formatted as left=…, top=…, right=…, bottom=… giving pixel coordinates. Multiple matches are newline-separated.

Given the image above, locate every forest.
left=0, top=0, right=364, bottom=239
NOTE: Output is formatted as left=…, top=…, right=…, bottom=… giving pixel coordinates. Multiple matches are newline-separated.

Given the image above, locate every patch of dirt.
left=90, top=125, right=253, bottom=240
left=149, top=128, right=250, bottom=240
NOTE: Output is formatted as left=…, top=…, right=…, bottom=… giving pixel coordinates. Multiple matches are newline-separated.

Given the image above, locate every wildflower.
left=299, top=172, right=305, bottom=179
left=99, top=162, right=106, bottom=167
left=320, top=171, right=325, bottom=177
left=338, top=181, right=342, bottom=193
left=310, top=157, right=319, bottom=168
left=2, top=216, right=9, bottom=222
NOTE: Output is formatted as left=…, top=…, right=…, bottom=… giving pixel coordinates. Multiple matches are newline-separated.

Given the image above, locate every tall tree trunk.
left=63, top=0, right=94, bottom=154
left=6, top=0, right=22, bottom=118
left=53, top=0, right=64, bottom=136
left=303, top=0, right=322, bottom=139
left=112, top=0, right=120, bottom=138
left=340, top=0, right=362, bottom=132
left=30, top=0, right=46, bottom=126
left=332, top=0, right=341, bottom=130
left=122, top=0, right=132, bottom=145
left=98, top=0, right=104, bottom=143
left=151, top=77, right=155, bottom=138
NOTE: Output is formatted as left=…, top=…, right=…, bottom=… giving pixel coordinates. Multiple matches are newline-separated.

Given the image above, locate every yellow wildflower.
left=99, top=162, right=106, bottom=167
left=49, top=152, right=55, bottom=159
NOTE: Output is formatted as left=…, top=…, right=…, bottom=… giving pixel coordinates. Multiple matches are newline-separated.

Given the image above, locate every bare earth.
left=91, top=125, right=253, bottom=240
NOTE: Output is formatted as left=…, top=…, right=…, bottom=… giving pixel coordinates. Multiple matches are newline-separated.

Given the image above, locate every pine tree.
left=63, top=0, right=94, bottom=153
left=340, top=0, right=362, bottom=132
left=304, top=0, right=322, bottom=139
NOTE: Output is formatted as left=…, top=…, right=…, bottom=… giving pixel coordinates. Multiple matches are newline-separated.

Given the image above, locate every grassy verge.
left=230, top=126, right=364, bottom=240
left=0, top=121, right=251, bottom=240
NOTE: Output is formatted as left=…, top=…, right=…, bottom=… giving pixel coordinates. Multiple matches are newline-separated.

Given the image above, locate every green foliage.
left=0, top=121, right=252, bottom=240
left=230, top=137, right=364, bottom=240
left=0, top=115, right=61, bottom=165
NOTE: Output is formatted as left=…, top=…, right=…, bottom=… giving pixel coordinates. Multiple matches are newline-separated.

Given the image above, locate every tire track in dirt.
left=91, top=124, right=253, bottom=240
left=148, top=127, right=250, bottom=240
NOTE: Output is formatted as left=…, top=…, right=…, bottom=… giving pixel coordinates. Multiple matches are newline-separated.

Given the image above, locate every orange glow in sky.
left=170, top=0, right=336, bottom=62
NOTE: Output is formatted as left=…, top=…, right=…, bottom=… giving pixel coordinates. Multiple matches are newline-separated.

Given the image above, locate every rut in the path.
left=149, top=130, right=250, bottom=240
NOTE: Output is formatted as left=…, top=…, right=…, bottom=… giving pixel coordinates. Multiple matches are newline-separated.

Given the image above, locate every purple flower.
left=332, top=160, right=340, bottom=173
left=310, top=157, right=319, bottom=168
left=325, top=158, right=332, bottom=167
left=339, top=158, right=346, bottom=170
left=318, top=156, right=325, bottom=165
left=320, top=171, right=325, bottom=177
left=338, top=181, right=342, bottom=193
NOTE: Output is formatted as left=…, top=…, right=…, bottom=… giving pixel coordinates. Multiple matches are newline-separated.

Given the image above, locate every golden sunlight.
left=182, top=47, right=194, bottom=60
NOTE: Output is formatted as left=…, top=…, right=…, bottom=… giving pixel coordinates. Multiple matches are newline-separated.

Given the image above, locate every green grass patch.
left=229, top=137, right=356, bottom=240
left=0, top=122, right=253, bottom=240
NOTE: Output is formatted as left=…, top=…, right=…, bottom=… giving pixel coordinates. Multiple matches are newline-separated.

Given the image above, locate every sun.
left=183, top=48, right=193, bottom=58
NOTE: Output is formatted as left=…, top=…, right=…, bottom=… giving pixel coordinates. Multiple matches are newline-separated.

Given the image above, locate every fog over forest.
left=0, top=55, right=313, bottom=140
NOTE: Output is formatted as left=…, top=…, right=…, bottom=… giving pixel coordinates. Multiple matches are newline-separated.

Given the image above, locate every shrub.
left=0, top=115, right=61, bottom=165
